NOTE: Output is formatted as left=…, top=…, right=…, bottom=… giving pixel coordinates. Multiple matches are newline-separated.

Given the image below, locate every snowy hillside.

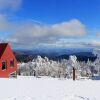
left=1, top=76, right=100, bottom=100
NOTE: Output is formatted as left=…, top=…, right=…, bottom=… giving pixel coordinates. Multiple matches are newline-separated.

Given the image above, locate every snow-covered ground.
left=0, top=76, right=100, bottom=100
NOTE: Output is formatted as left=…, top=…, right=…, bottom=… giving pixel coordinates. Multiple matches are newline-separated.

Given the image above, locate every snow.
left=0, top=76, right=100, bottom=100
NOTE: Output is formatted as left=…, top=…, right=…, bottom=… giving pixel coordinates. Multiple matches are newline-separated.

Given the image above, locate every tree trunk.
left=73, top=67, right=75, bottom=81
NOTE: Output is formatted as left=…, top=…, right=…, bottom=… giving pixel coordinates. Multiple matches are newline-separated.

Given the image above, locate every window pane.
left=2, top=61, right=6, bottom=70
left=10, top=59, right=14, bottom=67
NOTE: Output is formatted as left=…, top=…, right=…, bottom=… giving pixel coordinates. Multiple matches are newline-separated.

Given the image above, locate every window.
left=10, top=59, right=14, bottom=67
left=2, top=61, right=7, bottom=70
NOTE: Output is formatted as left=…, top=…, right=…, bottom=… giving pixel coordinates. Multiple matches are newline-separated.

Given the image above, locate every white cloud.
left=0, top=14, right=17, bottom=33
left=52, top=19, right=86, bottom=36
left=0, top=14, right=10, bottom=31
left=0, top=0, right=22, bottom=11
left=96, top=32, right=100, bottom=37
left=5, top=19, right=86, bottom=49
left=0, top=15, right=87, bottom=49
left=38, top=40, right=100, bottom=49
left=86, top=41, right=100, bottom=47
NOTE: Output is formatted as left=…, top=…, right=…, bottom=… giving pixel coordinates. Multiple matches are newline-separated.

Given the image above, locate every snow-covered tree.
left=17, top=53, right=99, bottom=79
left=92, top=48, right=100, bottom=76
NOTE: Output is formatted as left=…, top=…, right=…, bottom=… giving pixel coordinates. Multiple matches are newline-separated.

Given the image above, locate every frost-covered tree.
left=18, top=56, right=70, bottom=78
left=18, top=54, right=97, bottom=79
left=92, top=48, right=100, bottom=76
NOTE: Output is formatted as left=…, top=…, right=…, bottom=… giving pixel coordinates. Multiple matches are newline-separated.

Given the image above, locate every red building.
left=0, top=43, right=17, bottom=78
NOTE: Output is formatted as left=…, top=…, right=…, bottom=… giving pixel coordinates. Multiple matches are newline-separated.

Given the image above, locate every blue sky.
left=0, top=0, right=100, bottom=49
left=14, top=0, right=100, bottom=26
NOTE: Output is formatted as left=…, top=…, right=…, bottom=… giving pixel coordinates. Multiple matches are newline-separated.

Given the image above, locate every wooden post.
left=73, top=67, right=75, bottom=81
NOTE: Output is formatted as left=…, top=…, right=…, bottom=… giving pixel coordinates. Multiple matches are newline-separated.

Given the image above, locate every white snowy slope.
left=0, top=76, right=100, bottom=100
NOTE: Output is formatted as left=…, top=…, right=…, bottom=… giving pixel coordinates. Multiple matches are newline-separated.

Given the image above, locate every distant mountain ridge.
left=13, top=49, right=97, bottom=62
left=56, top=52, right=96, bottom=61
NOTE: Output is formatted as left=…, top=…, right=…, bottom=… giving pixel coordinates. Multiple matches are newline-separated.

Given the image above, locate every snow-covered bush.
left=17, top=49, right=100, bottom=78
left=18, top=56, right=73, bottom=78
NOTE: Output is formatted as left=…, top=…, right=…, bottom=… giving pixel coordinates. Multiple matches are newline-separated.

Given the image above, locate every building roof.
left=0, top=43, right=8, bottom=58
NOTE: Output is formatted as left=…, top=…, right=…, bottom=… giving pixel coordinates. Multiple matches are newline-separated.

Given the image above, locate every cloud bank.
left=4, top=19, right=86, bottom=49
left=0, top=0, right=22, bottom=11
left=0, top=14, right=100, bottom=49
